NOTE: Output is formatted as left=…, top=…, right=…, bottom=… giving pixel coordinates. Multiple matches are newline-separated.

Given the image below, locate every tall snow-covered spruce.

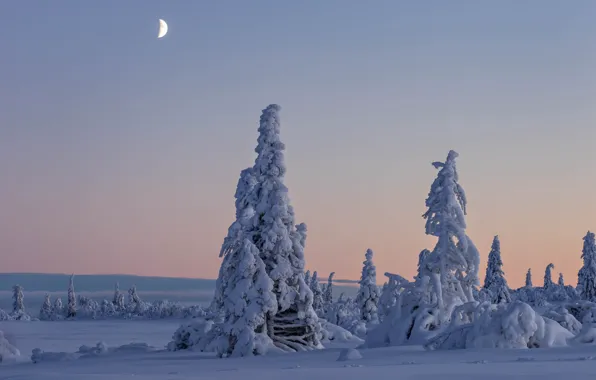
left=356, top=249, right=380, bottom=324
left=483, top=236, right=511, bottom=304
left=205, top=104, right=321, bottom=356
left=544, top=263, right=555, bottom=289
left=421, top=150, right=480, bottom=309
left=578, top=231, right=596, bottom=301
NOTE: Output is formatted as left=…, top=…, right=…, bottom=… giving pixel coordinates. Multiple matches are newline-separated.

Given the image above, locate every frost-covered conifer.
left=323, top=272, right=335, bottom=307
left=113, top=282, right=124, bottom=309
left=217, top=239, right=277, bottom=357
left=39, top=293, right=53, bottom=320
left=483, top=236, right=511, bottom=304
left=12, top=285, right=25, bottom=315
left=205, top=105, right=320, bottom=354
left=128, top=285, right=144, bottom=314
left=422, top=151, right=480, bottom=309
left=310, top=271, right=324, bottom=314
left=53, top=298, right=63, bottom=316
left=304, top=270, right=312, bottom=287
left=579, top=231, right=596, bottom=301
left=67, top=274, right=77, bottom=318
left=356, top=249, right=380, bottom=323
left=558, top=273, right=565, bottom=287
left=244, top=105, right=321, bottom=351
left=544, top=263, right=555, bottom=289
left=415, top=249, right=431, bottom=281
left=525, top=269, right=533, bottom=287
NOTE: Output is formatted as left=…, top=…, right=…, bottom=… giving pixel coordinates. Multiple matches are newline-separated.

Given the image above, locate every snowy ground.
left=3, top=320, right=596, bottom=379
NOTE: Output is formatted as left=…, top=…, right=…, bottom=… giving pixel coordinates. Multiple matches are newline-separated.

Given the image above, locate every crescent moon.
left=158, top=19, right=168, bottom=39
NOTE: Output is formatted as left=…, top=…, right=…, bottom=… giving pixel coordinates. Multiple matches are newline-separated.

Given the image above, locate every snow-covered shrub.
left=168, top=319, right=222, bottom=352
left=425, top=301, right=573, bottom=350
left=53, top=298, right=64, bottom=319
left=356, top=249, right=380, bottom=324
left=77, top=295, right=100, bottom=319
left=542, top=306, right=582, bottom=334
left=0, top=309, right=10, bottom=321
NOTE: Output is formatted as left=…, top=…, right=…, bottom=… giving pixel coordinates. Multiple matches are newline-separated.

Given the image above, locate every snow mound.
left=32, top=341, right=157, bottom=363
left=570, top=324, right=596, bottom=345
left=426, top=301, right=573, bottom=350
left=337, top=348, right=362, bottom=361
left=320, top=320, right=364, bottom=344
left=0, top=331, right=20, bottom=363
left=31, top=348, right=77, bottom=363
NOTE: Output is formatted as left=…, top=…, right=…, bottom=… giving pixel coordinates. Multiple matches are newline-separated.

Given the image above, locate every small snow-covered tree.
left=128, top=285, right=144, bottom=314
left=53, top=298, right=63, bottom=316
left=422, top=150, right=480, bottom=310
left=310, top=271, right=324, bottom=314
left=113, top=283, right=125, bottom=311
left=217, top=239, right=277, bottom=357
left=558, top=273, right=565, bottom=287
left=67, top=274, right=77, bottom=318
left=12, top=285, right=25, bottom=315
left=544, top=263, right=555, bottom=289
left=356, top=249, right=380, bottom=324
left=483, top=236, right=511, bottom=304
left=39, top=294, right=53, bottom=320
left=525, top=268, right=533, bottom=287
left=579, top=231, right=596, bottom=301
left=323, top=272, right=335, bottom=307
left=304, top=270, right=312, bottom=287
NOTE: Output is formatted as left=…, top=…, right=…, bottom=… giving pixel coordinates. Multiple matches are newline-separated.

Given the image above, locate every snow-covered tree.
left=310, top=271, right=324, bottom=314
left=578, top=231, right=596, bottom=301
left=39, top=294, right=53, bottom=320
left=112, top=282, right=124, bottom=310
left=67, top=274, right=77, bottom=318
left=421, top=150, right=480, bottom=309
left=525, top=268, right=533, bottom=287
left=128, top=285, right=144, bottom=314
left=304, top=270, right=312, bottom=287
left=483, top=236, right=511, bottom=304
left=544, top=263, right=555, bottom=289
left=195, top=104, right=320, bottom=354
left=323, top=272, right=335, bottom=308
left=356, top=249, right=380, bottom=324
left=240, top=104, right=321, bottom=351
left=53, top=298, right=63, bottom=316
left=558, top=273, right=565, bottom=287
left=12, top=285, right=25, bottom=315
left=217, top=239, right=277, bottom=357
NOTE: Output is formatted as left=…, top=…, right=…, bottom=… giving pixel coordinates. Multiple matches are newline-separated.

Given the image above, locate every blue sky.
left=2, top=1, right=596, bottom=285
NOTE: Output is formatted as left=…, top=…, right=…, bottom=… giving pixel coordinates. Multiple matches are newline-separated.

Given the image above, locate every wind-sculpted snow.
left=426, top=301, right=573, bottom=350
left=0, top=330, right=20, bottom=363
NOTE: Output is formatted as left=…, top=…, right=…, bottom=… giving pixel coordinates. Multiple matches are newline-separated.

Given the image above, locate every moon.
left=158, top=19, right=168, bottom=39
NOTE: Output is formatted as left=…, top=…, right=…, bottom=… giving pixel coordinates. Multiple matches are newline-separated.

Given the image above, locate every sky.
left=2, top=1, right=596, bottom=288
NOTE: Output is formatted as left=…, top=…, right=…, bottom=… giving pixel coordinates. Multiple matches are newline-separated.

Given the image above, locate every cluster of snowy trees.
left=168, top=106, right=596, bottom=358
left=0, top=275, right=207, bottom=321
